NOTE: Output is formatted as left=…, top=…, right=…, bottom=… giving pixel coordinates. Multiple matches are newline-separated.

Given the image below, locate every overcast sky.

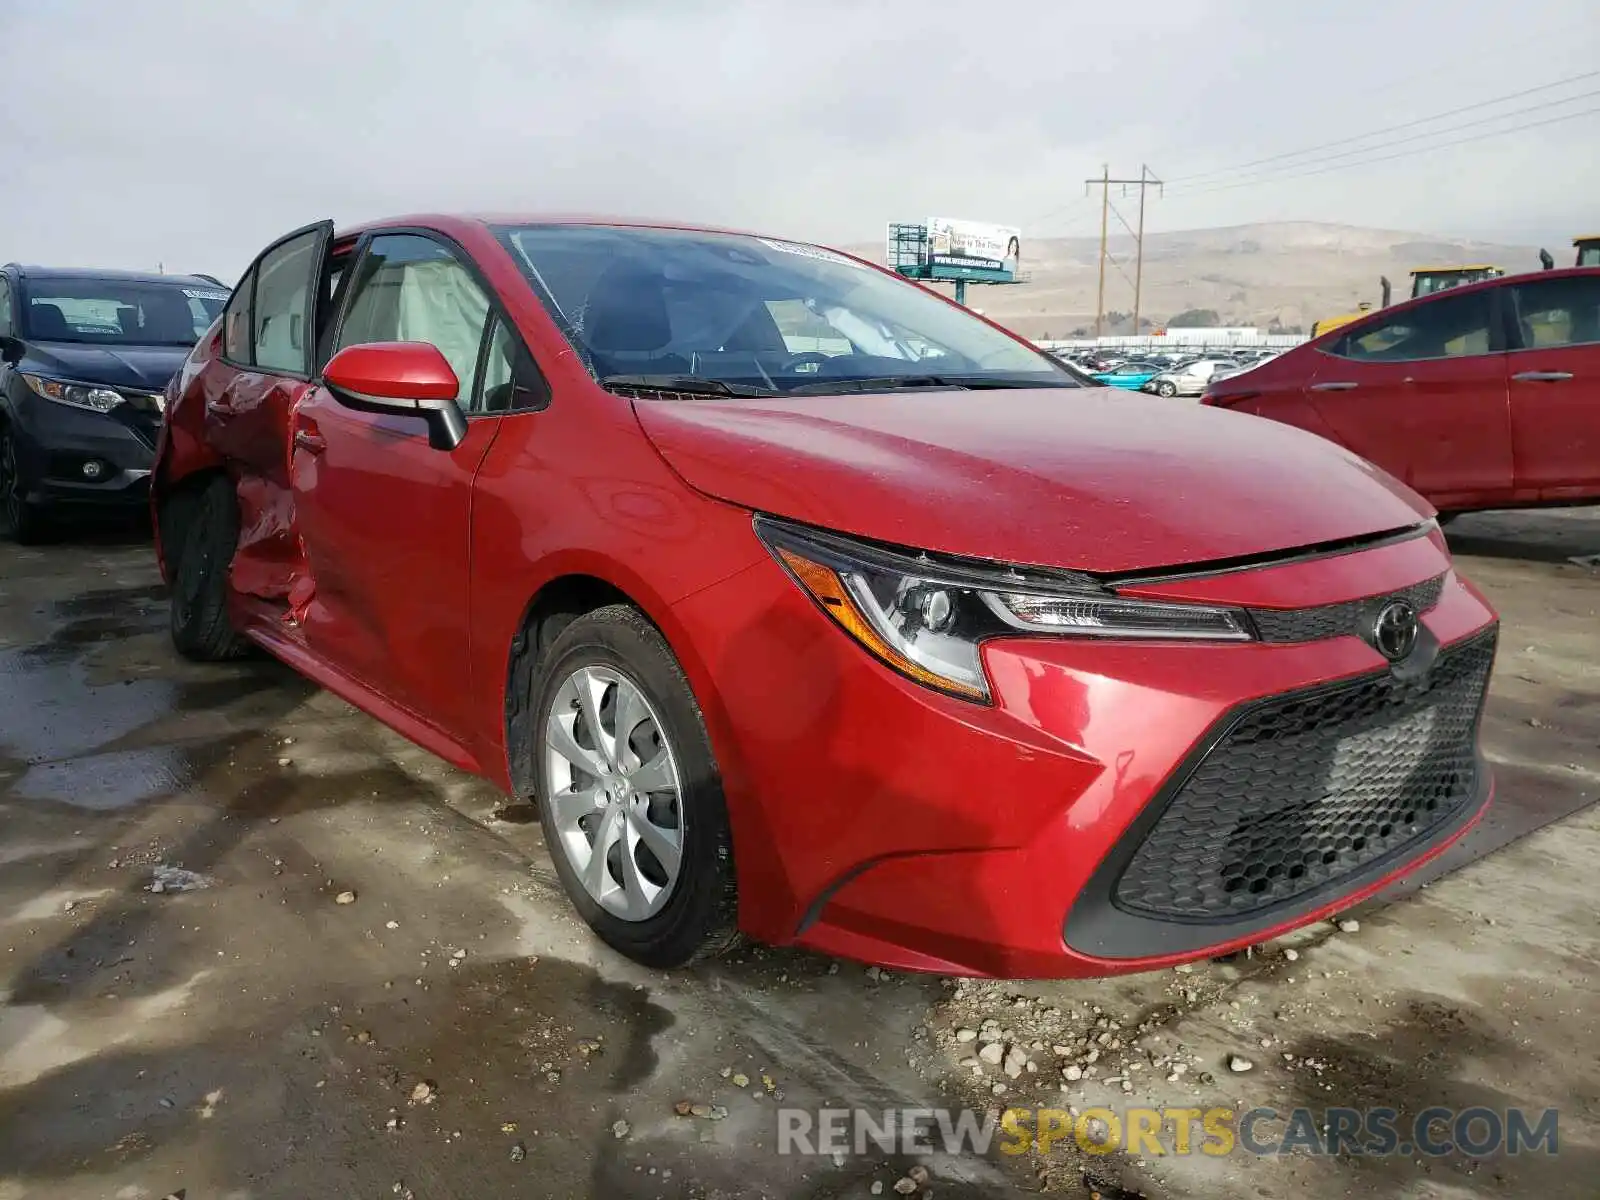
left=2, top=0, right=1596, bottom=278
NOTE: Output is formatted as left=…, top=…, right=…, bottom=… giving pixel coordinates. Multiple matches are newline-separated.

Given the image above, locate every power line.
left=1152, top=20, right=1574, bottom=155
left=1023, top=194, right=1100, bottom=232
left=1167, top=68, right=1600, bottom=187
left=1165, top=87, right=1600, bottom=196
left=1108, top=198, right=1140, bottom=241
left=1167, top=103, right=1600, bottom=199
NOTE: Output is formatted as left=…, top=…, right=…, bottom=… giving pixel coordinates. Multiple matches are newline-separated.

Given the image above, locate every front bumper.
left=671, top=526, right=1498, bottom=978
left=8, top=392, right=159, bottom=510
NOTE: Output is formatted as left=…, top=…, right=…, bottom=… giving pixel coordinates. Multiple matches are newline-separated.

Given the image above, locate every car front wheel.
left=0, top=424, right=50, bottom=544
left=531, top=604, right=739, bottom=968
left=1156, top=381, right=1177, bottom=397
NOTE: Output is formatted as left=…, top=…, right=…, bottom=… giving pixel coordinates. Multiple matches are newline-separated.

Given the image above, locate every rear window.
left=22, top=278, right=230, bottom=345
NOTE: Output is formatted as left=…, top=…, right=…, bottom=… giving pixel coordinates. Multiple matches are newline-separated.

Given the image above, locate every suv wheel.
left=0, top=424, right=49, bottom=544
left=530, top=604, right=739, bottom=968
left=167, top=476, right=251, bottom=661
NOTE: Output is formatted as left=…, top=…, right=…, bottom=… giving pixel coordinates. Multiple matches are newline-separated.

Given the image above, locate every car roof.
left=334, top=212, right=774, bottom=243
left=1408, top=264, right=1501, bottom=273
left=8, top=264, right=221, bottom=287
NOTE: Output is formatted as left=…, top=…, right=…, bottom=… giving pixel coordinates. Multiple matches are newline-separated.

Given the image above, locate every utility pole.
left=1091, top=165, right=1109, bottom=339
left=1085, top=166, right=1162, bottom=339
left=1132, top=165, right=1161, bottom=336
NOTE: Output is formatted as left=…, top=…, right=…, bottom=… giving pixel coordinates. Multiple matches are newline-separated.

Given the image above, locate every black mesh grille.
left=1113, top=629, right=1495, bottom=921
left=1248, top=574, right=1447, bottom=644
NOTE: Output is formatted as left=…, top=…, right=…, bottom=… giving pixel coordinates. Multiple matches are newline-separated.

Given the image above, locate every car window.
left=1509, top=276, right=1600, bottom=349
left=334, top=234, right=491, bottom=410
left=494, top=223, right=1077, bottom=395
left=224, top=268, right=255, bottom=363
left=474, top=313, right=549, bottom=414
left=0, top=278, right=11, bottom=338
left=1334, top=289, right=1494, bottom=362
left=253, top=230, right=322, bottom=373
left=20, top=277, right=226, bottom=346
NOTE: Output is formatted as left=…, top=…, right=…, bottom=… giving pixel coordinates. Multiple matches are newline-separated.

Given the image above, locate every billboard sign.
left=928, top=217, right=1021, bottom=280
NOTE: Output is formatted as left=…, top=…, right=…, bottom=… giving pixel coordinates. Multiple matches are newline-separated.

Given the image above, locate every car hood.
left=633, top=388, right=1431, bottom=574
left=22, top=341, right=191, bottom=391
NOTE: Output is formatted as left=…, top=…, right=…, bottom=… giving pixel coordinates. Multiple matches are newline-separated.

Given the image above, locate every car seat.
left=580, top=263, right=687, bottom=378
left=28, top=303, right=71, bottom=339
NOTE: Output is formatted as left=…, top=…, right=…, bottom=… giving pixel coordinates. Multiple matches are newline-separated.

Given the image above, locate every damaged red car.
left=152, top=215, right=1500, bottom=976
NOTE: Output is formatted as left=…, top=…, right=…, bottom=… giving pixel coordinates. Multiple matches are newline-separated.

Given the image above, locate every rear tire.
left=0, top=424, right=51, bottom=545
left=167, top=476, right=251, bottom=661
left=529, top=604, right=739, bottom=968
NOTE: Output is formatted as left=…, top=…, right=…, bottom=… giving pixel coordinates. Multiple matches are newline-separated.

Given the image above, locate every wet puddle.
left=15, top=746, right=196, bottom=810
left=0, top=655, right=178, bottom=766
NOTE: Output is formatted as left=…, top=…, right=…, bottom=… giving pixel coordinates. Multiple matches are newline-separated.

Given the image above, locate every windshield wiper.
left=787, top=373, right=1077, bottom=396
left=600, top=373, right=775, bottom=398
left=785, top=374, right=971, bottom=395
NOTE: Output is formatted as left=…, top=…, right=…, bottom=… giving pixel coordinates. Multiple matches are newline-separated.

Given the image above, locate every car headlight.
left=755, top=516, right=1253, bottom=703
left=22, top=374, right=126, bottom=413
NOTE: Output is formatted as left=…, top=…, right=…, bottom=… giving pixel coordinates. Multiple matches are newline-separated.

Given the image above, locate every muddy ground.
left=1, top=508, right=1596, bottom=1199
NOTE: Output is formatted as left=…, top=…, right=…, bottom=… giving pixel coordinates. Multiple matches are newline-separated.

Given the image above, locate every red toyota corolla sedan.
left=151, top=215, right=1499, bottom=977
left=1203, top=267, right=1600, bottom=518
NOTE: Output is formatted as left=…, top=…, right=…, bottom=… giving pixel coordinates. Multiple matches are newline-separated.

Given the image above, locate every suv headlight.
left=756, top=516, right=1252, bottom=703
left=22, top=374, right=127, bottom=413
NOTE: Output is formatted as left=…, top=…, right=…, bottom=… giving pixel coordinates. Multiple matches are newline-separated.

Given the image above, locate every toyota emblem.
left=1371, top=599, right=1420, bottom=662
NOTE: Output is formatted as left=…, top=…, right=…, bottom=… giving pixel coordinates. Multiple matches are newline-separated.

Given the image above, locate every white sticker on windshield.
left=182, top=288, right=230, bottom=301
left=757, top=239, right=864, bottom=269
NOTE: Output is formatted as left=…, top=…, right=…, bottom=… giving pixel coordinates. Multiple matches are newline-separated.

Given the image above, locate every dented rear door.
left=201, top=221, right=335, bottom=604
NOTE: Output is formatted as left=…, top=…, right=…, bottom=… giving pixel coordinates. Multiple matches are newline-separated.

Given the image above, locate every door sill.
left=235, top=598, right=485, bottom=776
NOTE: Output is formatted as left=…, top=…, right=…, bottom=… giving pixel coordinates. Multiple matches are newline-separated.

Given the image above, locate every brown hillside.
left=845, top=222, right=1544, bottom=337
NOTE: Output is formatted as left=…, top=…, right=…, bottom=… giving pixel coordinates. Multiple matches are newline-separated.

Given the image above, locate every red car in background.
left=1204, top=268, right=1600, bottom=519
left=152, top=214, right=1499, bottom=977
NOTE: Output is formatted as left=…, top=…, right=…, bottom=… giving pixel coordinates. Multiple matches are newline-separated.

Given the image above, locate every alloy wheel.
left=544, top=665, right=684, bottom=921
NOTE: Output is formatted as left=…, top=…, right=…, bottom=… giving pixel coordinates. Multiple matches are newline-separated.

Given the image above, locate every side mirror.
left=322, top=341, right=467, bottom=451
left=0, top=336, right=22, bottom=365
left=1539, top=248, right=1555, bottom=271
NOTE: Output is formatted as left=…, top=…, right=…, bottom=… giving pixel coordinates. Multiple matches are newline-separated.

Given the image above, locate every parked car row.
left=104, top=211, right=1510, bottom=979
left=1046, top=346, right=1282, bottom=393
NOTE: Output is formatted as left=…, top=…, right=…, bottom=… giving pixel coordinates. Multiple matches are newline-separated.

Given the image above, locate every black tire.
left=0, top=423, right=51, bottom=545
left=167, top=475, right=251, bottom=661
left=1437, top=512, right=1461, bottom=527
left=1156, top=381, right=1177, bottom=398
left=530, top=604, right=739, bottom=968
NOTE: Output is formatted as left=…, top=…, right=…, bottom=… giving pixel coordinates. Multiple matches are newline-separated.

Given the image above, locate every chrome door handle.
left=1513, top=370, right=1573, bottom=382
left=1310, top=381, right=1359, bottom=391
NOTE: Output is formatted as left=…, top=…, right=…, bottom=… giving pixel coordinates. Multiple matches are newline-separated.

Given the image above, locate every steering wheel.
left=780, top=352, right=833, bottom=375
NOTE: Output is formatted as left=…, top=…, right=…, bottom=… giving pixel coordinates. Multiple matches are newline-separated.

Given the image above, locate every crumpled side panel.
left=231, top=468, right=306, bottom=605
left=156, top=330, right=312, bottom=607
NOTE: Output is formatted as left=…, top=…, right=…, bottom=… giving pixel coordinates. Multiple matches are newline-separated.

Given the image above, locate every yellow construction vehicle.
left=1311, top=264, right=1509, bottom=338
left=1575, top=235, right=1600, bottom=267
left=1406, top=265, right=1505, bottom=297
left=1310, top=278, right=1393, bottom=339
